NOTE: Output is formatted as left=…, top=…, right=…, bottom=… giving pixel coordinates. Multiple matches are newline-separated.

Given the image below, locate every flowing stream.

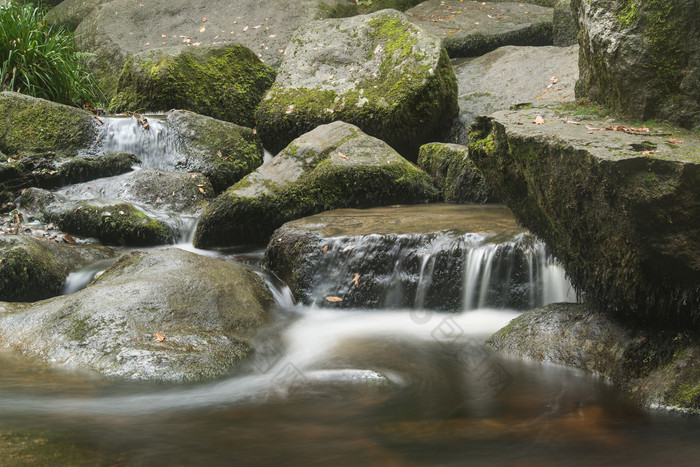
left=1, top=117, right=698, bottom=465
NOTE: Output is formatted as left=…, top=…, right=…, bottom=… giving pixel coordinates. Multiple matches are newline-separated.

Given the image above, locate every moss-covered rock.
left=255, top=9, right=459, bottom=159
left=193, top=121, right=438, bottom=248
left=468, top=106, right=700, bottom=325
left=487, top=303, right=700, bottom=414
left=0, top=248, right=273, bottom=381
left=110, top=44, right=276, bottom=127
left=406, top=1, right=553, bottom=58
left=0, top=234, right=115, bottom=302
left=0, top=92, right=98, bottom=157
left=319, top=0, right=424, bottom=18
left=418, top=143, right=499, bottom=203
left=166, top=110, right=264, bottom=192
left=572, top=0, right=700, bottom=128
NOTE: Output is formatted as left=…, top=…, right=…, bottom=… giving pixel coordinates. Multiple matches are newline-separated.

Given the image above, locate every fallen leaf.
left=342, top=245, right=356, bottom=253
left=322, top=245, right=328, bottom=254
left=641, top=150, right=659, bottom=155
left=667, top=138, right=685, bottom=144
left=161, top=34, right=167, bottom=38
left=216, top=150, right=223, bottom=158
left=62, top=234, right=76, bottom=244
left=533, top=114, right=545, bottom=124
left=243, top=26, right=249, bottom=32
left=202, top=17, right=207, bottom=22
left=325, top=296, right=343, bottom=303
left=338, top=151, right=349, bottom=160
left=352, top=273, right=360, bottom=288
left=551, top=76, right=559, bottom=84
left=563, top=120, right=581, bottom=125
left=200, top=25, right=206, bottom=32
left=154, top=333, right=166, bottom=342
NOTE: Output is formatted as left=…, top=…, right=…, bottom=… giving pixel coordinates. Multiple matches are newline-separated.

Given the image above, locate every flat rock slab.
left=455, top=45, right=578, bottom=128
left=469, top=105, right=700, bottom=324
left=407, top=0, right=553, bottom=57
left=0, top=248, right=273, bottom=381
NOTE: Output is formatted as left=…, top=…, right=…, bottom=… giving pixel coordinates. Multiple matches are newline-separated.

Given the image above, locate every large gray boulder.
left=0, top=248, right=273, bottom=381
left=572, top=0, right=700, bottom=128
left=488, top=303, right=700, bottom=414
left=469, top=105, right=700, bottom=325
left=255, top=9, right=459, bottom=159
left=553, top=0, right=577, bottom=46
left=110, top=44, right=276, bottom=127
left=406, top=1, right=553, bottom=58
left=193, top=121, right=438, bottom=248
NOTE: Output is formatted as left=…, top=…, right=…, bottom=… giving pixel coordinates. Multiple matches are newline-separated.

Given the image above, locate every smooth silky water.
left=2, top=118, right=697, bottom=465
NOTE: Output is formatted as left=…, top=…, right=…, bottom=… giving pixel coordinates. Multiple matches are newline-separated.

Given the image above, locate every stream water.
left=1, top=117, right=698, bottom=465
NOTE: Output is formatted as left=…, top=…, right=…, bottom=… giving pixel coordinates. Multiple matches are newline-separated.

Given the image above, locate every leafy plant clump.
left=0, top=2, right=102, bottom=107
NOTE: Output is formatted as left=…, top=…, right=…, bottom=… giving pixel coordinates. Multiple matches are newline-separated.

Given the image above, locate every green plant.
left=0, top=1, right=103, bottom=107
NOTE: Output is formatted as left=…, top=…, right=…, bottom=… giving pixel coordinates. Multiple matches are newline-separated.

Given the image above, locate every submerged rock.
left=264, top=204, right=574, bottom=309
left=255, top=9, right=458, bottom=158
left=194, top=121, right=438, bottom=248
left=0, top=248, right=273, bottom=381
left=0, top=235, right=115, bottom=302
left=0, top=92, right=98, bottom=157
left=487, top=303, right=700, bottom=414
left=418, top=143, right=499, bottom=203
left=469, top=106, right=700, bottom=325
left=110, top=44, right=276, bottom=127
left=573, top=0, right=700, bottom=128
left=406, top=1, right=553, bottom=58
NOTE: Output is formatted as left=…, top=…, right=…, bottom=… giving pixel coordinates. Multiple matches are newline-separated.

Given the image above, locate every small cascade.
left=96, top=116, right=182, bottom=169
left=306, top=232, right=575, bottom=311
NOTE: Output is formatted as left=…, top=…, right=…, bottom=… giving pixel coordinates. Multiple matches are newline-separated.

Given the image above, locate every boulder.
left=19, top=188, right=174, bottom=246
left=417, top=143, right=499, bottom=203
left=572, top=0, right=700, bottom=128
left=193, top=121, right=438, bottom=248
left=264, top=204, right=574, bottom=309
left=0, top=92, right=98, bottom=157
left=468, top=105, right=700, bottom=325
left=487, top=303, right=700, bottom=414
left=0, top=248, right=273, bottom=381
left=0, top=234, right=115, bottom=302
left=110, top=44, right=276, bottom=127
left=255, top=9, right=459, bottom=159
left=406, top=1, right=553, bottom=58
left=553, top=0, right=577, bottom=46
left=166, top=110, right=264, bottom=192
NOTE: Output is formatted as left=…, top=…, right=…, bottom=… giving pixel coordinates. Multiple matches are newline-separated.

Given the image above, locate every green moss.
left=0, top=238, right=64, bottom=301
left=68, top=315, right=92, bottom=341
left=614, top=0, right=639, bottom=28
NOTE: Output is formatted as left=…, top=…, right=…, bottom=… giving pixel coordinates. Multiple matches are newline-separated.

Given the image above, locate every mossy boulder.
left=320, top=0, right=424, bottom=18
left=418, top=143, right=499, bottom=203
left=572, top=0, right=700, bottom=128
left=166, top=110, right=264, bottom=192
left=406, top=1, right=553, bottom=58
left=487, top=303, right=700, bottom=414
left=0, top=248, right=273, bottom=381
left=255, top=9, right=459, bottom=159
left=19, top=188, right=173, bottom=246
left=193, top=121, right=439, bottom=248
left=468, top=106, right=700, bottom=325
left=0, top=235, right=115, bottom=302
left=110, top=44, right=276, bottom=127
left=0, top=92, right=98, bottom=157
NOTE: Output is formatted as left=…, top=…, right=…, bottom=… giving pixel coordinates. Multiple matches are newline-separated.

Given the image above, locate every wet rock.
left=0, top=92, right=98, bottom=157
left=320, top=0, right=424, bottom=18
left=468, top=106, right=700, bottom=325
left=0, top=248, right=273, bottom=381
left=573, top=0, right=700, bottom=128
left=193, top=121, right=438, bottom=248
left=255, top=9, right=458, bottom=159
left=0, top=234, right=115, bottom=302
left=453, top=45, right=578, bottom=131
left=19, top=188, right=174, bottom=247
left=264, top=204, right=573, bottom=309
left=487, top=303, right=700, bottom=414
left=418, top=143, right=499, bottom=203
left=553, top=0, right=577, bottom=46
left=110, top=44, right=276, bottom=128
left=166, top=110, right=264, bottom=192
left=406, top=1, right=553, bottom=58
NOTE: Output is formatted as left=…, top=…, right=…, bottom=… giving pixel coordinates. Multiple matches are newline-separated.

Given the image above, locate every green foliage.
left=0, top=1, right=103, bottom=107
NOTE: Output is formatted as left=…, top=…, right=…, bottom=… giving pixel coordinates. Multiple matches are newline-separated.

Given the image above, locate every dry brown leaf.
left=322, top=245, right=328, bottom=254
left=667, top=138, right=685, bottom=144
left=338, top=151, right=349, bottom=160
left=199, top=25, right=206, bottom=32
left=352, top=273, right=360, bottom=288
left=533, top=114, right=545, bottom=124
left=202, top=17, right=207, bottom=22
left=154, top=333, right=166, bottom=342
left=325, top=296, right=343, bottom=303
left=551, top=76, right=559, bottom=84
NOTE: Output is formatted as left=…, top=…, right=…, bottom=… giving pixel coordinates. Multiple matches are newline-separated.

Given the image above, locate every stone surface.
left=553, top=0, right=577, bottom=46
left=417, top=143, right=499, bottom=203
left=0, top=248, right=273, bottom=381
left=406, top=0, right=553, bottom=58
left=110, top=43, right=276, bottom=127
left=488, top=303, right=700, bottom=414
left=255, top=9, right=458, bottom=159
left=572, top=0, right=700, bottom=128
left=469, top=105, right=700, bottom=325
left=0, top=234, right=115, bottom=302
left=193, top=121, right=438, bottom=248
left=0, top=92, right=98, bottom=157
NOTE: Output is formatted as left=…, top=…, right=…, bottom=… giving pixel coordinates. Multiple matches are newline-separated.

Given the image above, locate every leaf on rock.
left=325, top=296, right=343, bottom=303
left=352, top=273, right=360, bottom=288
left=338, top=151, right=349, bottom=160
left=322, top=245, right=328, bottom=254
left=154, top=333, right=166, bottom=342
left=667, top=138, right=685, bottom=144
left=533, top=115, right=545, bottom=124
